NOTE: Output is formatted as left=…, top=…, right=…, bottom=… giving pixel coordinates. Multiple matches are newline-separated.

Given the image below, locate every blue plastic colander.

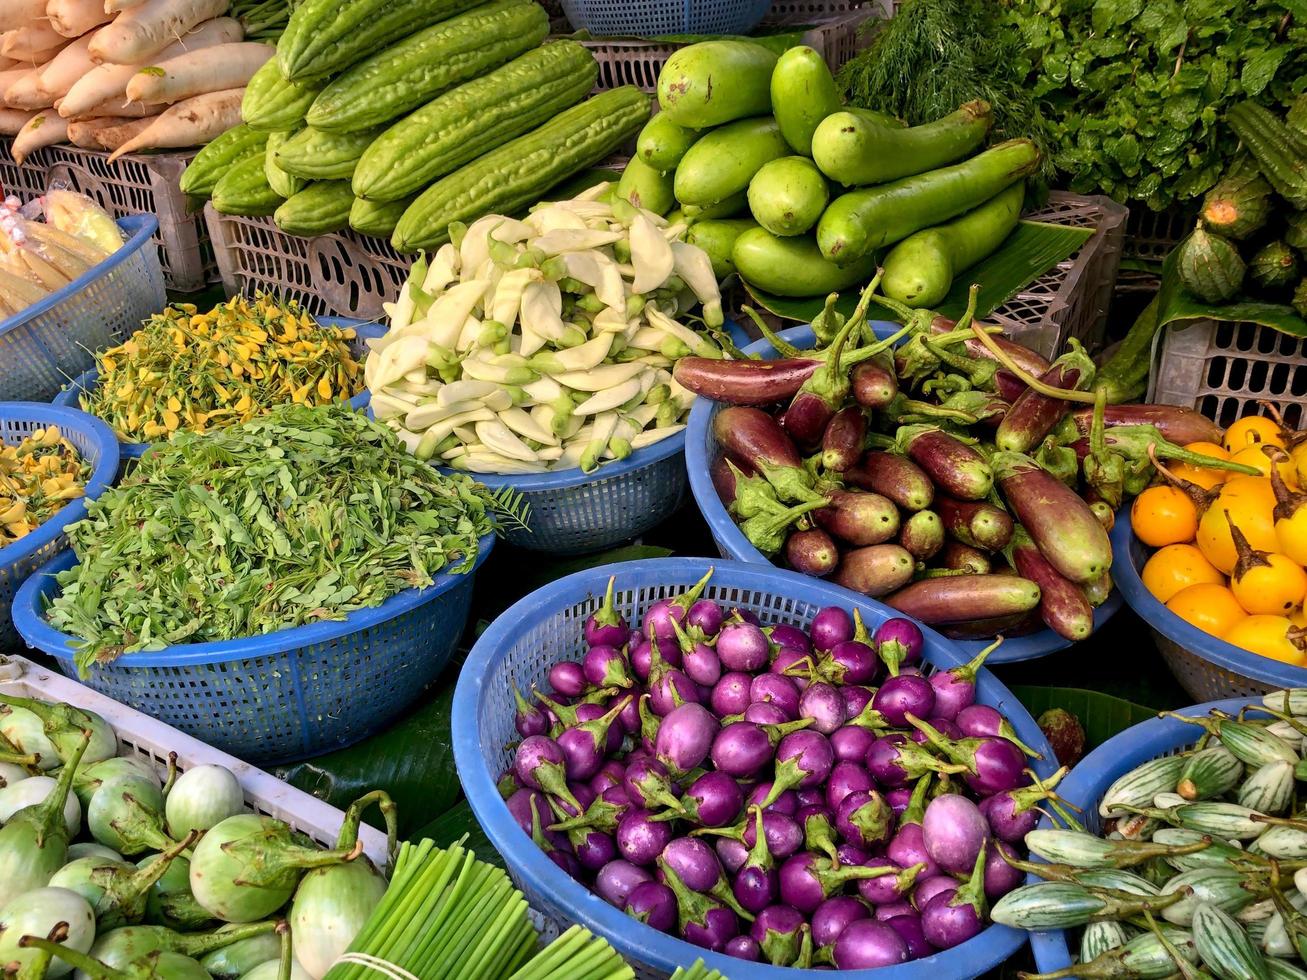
left=559, top=0, right=772, bottom=35
left=13, top=533, right=494, bottom=765
left=0, top=215, right=164, bottom=403
left=0, top=404, right=119, bottom=651
left=1026, top=697, right=1264, bottom=975
left=454, top=557, right=1058, bottom=979
left=54, top=317, right=381, bottom=464
left=1110, top=517, right=1306, bottom=700
left=684, top=322, right=1123, bottom=663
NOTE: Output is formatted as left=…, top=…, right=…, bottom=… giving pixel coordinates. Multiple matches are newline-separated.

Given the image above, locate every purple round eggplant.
left=795, top=788, right=824, bottom=808
left=585, top=576, right=630, bottom=648
left=831, top=725, right=877, bottom=764
left=574, top=830, right=617, bottom=872
left=514, top=736, right=582, bottom=812
left=589, top=761, right=625, bottom=795
left=681, top=771, right=744, bottom=828
left=770, top=647, right=813, bottom=691
left=750, top=673, right=800, bottom=718
left=886, top=787, right=912, bottom=815
left=616, top=809, right=674, bottom=866
left=654, top=702, right=719, bottom=775
left=836, top=842, right=870, bottom=867
left=831, top=919, right=910, bottom=969
left=931, top=667, right=977, bottom=722
left=559, top=782, right=596, bottom=820
left=717, top=622, right=770, bottom=671
left=688, top=599, right=724, bottom=637
left=711, top=672, right=753, bottom=717
left=779, top=853, right=906, bottom=914
left=743, top=811, right=803, bottom=859
left=921, top=890, right=984, bottom=949
left=884, top=912, right=932, bottom=959
left=644, top=569, right=714, bottom=643
left=750, top=905, right=807, bottom=967
left=716, top=837, right=749, bottom=875
left=769, top=730, right=834, bottom=803
left=874, top=900, right=915, bottom=921
left=810, top=607, right=853, bottom=652
left=661, top=837, right=725, bottom=893
left=733, top=864, right=779, bottom=915
left=799, top=682, right=847, bottom=735
left=797, top=804, right=840, bottom=865
left=724, top=935, right=762, bottom=961
left=887, top=823, right=939, bottom=880
left=513, top=686, right=548, bottom=738
left=712, top=722, right=775, bottom=779
left=872, top=674, right=936, bottom=727
left=649, top=666, right=700, bottom=716
left=596, top=859, right=652, bottom=908
left=910, top=716, right=961, bottom=744
left=856, top=858, right=920, bottom=905
left=922, top=794, right=990, bottom=874
left=549, top=660, right=587, bottom=697
left=622, top=757, right=682, bottom=812
left=913, top=875, right=957, bottom=910
left=505, top=788, right=548, bottom=837
left=583, top=645, right=634, bottom=690
left=826, top=760, right=873, bottom=812
left=769, top=623, right=811, bottom=653
left=747, top=782, right=799, bottom=816
left=826, top=640, right=881, bottom=685
left=841, top=685, right=874, bottom=718
left=614, top=695, right=640, bottom=736
left=874, top=617, right=924, bottom=673
left=963, top=737, right=1028, bottom=796
left=625, top=880, right=676, bottom=931
left=984, top=840, right=1023, bottom=899
left=835, top=790, right=895, bottom=850
left=811, top=895, right=870, bottom=948
left=683, top=642, right=723, bottom=687
left=744, top=701, right=790, bottom=725
left=978, top=768, right=1068, bottom=842
left=549, top=849, right=581, bottom=876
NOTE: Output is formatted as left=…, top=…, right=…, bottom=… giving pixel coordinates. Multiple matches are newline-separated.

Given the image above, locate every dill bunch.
left=837, top=0, right=1054, bottom=182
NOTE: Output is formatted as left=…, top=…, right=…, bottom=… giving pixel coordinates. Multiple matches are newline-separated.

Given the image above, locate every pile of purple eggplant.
left=500, top=569, right=1066, bottom=969
left=677, top=279, right=1251, bottom=642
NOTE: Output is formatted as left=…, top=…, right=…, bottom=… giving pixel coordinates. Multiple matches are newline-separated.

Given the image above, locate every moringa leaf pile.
left=47, top=404, right=516, bottom=673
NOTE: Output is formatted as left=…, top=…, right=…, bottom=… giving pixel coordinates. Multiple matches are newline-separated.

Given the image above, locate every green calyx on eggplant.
left=290, top=791, right=393, bottom=978
left=85, top=920, right=279, bottom=975
left=189, top=813, right=363, bottom=923
left=49, top=830, right=198, bottom=932
left=18, top=929, right=211, bottom=980
left=70, top=757, right=161, bottom=812
left=142, top=853, right=215, bottom=932
left=87, top=775, right=180, bottom=857
left=0, top=696, right=117, bottom=768
left=0, top=729, right=92, bottom=907
left=0, top=888, right=96, bottom=977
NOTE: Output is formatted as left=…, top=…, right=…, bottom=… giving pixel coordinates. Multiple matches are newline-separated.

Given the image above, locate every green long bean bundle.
left=325, top=839, right=537, bottom=980
left=48, top=404, right=520, bottom=672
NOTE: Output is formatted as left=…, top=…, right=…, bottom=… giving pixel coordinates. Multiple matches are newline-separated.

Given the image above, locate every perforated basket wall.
left=0, top=138, right=53, bottom=200
left=0, top=215, right=164, bottom=403
left=583, top=6, right=879, bottom=92
left=205, top=206, right=412, bottom=320
left=560, top=0, right=772, bottom=35
left=1115, top=204, right=1194, bottom=295
left=44, top=145, right=215, bottom=293
left=13, top=536, right=493, bottom=764
left=453, top=558, right=1057, bottom=980
left=0, top=654, right=389, bottom=862
left=1150, top=318, right=1307, bottom=430
left=1109, top=516, right=1307, bottom=701
left=0, top=405, right=119, bottom=653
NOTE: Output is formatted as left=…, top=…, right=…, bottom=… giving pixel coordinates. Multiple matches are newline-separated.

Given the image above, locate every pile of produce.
left=0, top=0, right=284, bottom=159
left=183, top=0, right=647, bottom=245
left=0, top=423, right=89, bottom=547
left=80, top=293, right=364, bottom=443
left=501, top=568, right=1056, bottom=967
left=993, top=689, right=1307, bottom=980
left=0, top=691, right=389, bottom=978
left=365, top=191, right=724, bottom=474
left=43, top=403, right=518, bottom=671
left=0, top=188, right=123, bottom=317
left=1170, top=98, right=1307, bottom=318
left=624, top=40, right=1038, bottom=305
left=1133, top=410, right=1307, bottom=666
left=676, top=278, right=1256, bottom=641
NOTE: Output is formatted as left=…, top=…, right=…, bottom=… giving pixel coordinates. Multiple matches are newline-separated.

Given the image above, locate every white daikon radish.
left=4, top=66, right=49, bottom=109
left=12, top=109, right=66, bottom=162
left=29, top=28, right=97, bottom=101
left=0, top=0, right=44, bottom=31
left=82, top=112, right=151, bottom=149
left=89, top=0, right=228, bottom=64
left=65, top=95, right=162, bottom=119
left=66, top=113, right=122, bottom=146
left=47, top=0, right=111, bottom=37
left=0, top=55, right=20, bottom=69
left=125, top=40, right=269, bottom=104
left=0, top=105, right=34, bottom=133
left=2, top=21, right=66, bottom=59
left=0, top=62, right=29, bottom=96
left=104, top=0, right=146, bottom=11
left=59, top=15, right=238, bottom=116
left=108, top=85, right=240, bottom=159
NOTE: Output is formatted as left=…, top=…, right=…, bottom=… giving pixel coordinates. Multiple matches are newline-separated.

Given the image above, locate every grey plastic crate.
left=0, top=139, right=52, bottom=201
left=205, top=205, right=412, bottom=320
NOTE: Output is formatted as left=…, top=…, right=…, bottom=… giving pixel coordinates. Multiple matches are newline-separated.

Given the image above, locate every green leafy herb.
left=47, top=404, right=520, bottom=672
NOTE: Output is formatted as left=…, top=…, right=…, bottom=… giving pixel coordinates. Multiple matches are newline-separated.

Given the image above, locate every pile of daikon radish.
left=0, top=0, right=271, bottom=162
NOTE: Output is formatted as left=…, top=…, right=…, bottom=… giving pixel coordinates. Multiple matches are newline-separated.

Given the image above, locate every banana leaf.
left=1155, top=246, right=1307, bottom=337
left=1010, top=686, right=1156, bottom=752
left=744, top=219, right=1093, bottom=326
left=410, top=800, right=502, bottom=868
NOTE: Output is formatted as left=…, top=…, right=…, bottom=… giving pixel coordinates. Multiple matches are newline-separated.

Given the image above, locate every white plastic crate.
left=0, top=654, right=387, bottom=866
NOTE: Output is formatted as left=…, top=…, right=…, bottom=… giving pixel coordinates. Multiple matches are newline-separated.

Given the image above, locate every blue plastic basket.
left=0, top=215, right=165, bottom=403
left=454, top=557, right=1058, bottom=980
left=1110, top=518, right=1306, bottom=700
left=13, top=533, right=494, bottom=765
left=53, top=317, right=381, bottom=464
left=0, top=404, right=119, bottom=651
left=684, top=323, right=1123, bottom=663
left=1026, top=697, right=1263, bottom=976
left=559, top=0, right=772, bottom=35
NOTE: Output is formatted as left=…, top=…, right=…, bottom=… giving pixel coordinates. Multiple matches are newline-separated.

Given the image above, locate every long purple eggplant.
left=814, top=490, right=900, bottom=546
left=851, top=358, right=898, bottom=409
left=897, top=425, right=993, bottom=501
left=821, top=407, right=868, bottom=473
left=899, top=510, right=944, bottom=562
left=936, top=496, right=1013, bottom=552
left=674, top=357, right=820, bottom=406
left=714, top=406, right=818, bottom=503
left=929, top=315, right=1051, bottom=378
left=991, top=451, right=1110, bottom=584
left=786, top=529, right=840, bottom=577
left=1008, top=527, right=1094, bottom=641
left=833, top=545, right=915, bottom=598
left=1063, top=404, right=1222, bottom=447
left=884, top=576, right=1041, bottom=625
left=936, top=541, right=991, bottom=575
left=845, top=452, right=934, bottom=512
left=995, top=342, right=1095, bottom=454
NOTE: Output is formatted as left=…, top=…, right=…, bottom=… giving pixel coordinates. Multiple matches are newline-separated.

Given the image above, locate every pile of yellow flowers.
left=82, top=293, right=365, bottom=443
left=1, top=426, right=89, bottom=548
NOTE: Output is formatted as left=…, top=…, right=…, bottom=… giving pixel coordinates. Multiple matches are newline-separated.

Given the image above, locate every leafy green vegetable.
left=837, top=0, right=1055, bottom=181
left=47, top=404, right=520, bottom=672
left=1000, top=0, right=1306, bottom=210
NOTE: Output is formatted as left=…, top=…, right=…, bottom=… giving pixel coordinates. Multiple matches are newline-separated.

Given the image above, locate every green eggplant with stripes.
left=1193, top=903, right=1272, bottom=980
left=1237, top=760, right=1295, bottom=815
left=1099, top=754, right=1189, bottom=818
left=1160, top=869, right=1262, bottom=925
left=1177, top=745, right=1244, bottom=801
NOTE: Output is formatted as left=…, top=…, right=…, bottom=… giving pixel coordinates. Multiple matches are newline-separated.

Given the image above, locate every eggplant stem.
left=970, top=325, right=1098, bottom=403
left=741, top=306, right=804, bottom=358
